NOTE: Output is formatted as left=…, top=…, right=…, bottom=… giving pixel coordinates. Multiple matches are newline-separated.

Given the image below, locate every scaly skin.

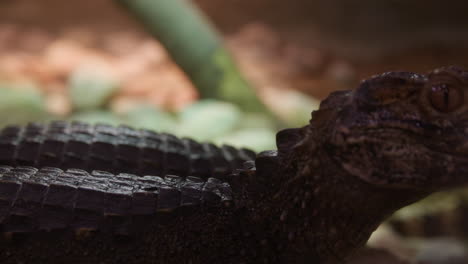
left=0, top=165, right=232, bottom=234
left=2, top=66, right=468, bottom=263
left=0, top=165, right=240, bottom=264
left=0, top=121, right=255, bottom=178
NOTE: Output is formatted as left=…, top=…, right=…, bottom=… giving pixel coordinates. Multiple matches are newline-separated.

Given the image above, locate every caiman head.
left=269, top=66, right=468, bottom=263
left=320, top=66, right=468, bottom=192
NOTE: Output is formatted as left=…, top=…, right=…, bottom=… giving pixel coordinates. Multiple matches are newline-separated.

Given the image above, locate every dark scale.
left=39, top=167, right=63, bottom=175
left=221, top=144, right=246, bottom=169
left=0, top=171, right=33, bottom=231
left=23, top=123, right=45, bottom=135
left=62, top=132, right=93, bottom=170
left=105, top=179, right=134, bottom=215
left=88, top=133, right=117, bottom=172
left=11, top=166, right=38, bottom=175
left=164, top=135, right=190, bottom=176
left=65, top=168, right=88, bottom=177
left=73, top=175, right=110, bottom=230
left=0, top=123, right=254, bottom=180
left=140, top=131, right=167, bottom=176
left=203, top=143, right=232, bottom=177
left=183, top=138, right=213, bottom=177
left=16, top=125, right=44, bottom=166
left=157, top=186, right=181, bottom=212
left=116, top=124, right=140, bottom=137
left=0, top=165, right=13, bottom=174
left=46, top=120, right=69, bottom=133
left=70, top=121, right=93, bottom=134
left=2, top=171, right=56, bottom=232
left=91, top=170, right=114, bottom=179
left=38, top=126, right=69, bottom=167
left=180, top=176, right=205, bottom=206
left=132, top=179, right=160, bottom=216
left=39, top=172, right=83, bottom=230
left=103, top=179, right=134, bottom=235
left=94, top=123, right=119, bottom=136
left=0, top=125, right=22, bottom=164
left=116, top=133, right=142, bottom=174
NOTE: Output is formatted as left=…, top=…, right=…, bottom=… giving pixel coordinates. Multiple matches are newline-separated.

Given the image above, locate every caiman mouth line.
left=348, top=126, right=468, bottom=160
left=353, top=119, right=443, bottom=135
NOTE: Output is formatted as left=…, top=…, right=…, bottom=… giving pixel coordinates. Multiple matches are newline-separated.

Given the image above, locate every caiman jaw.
left=267, top=66, right=468, bottom=262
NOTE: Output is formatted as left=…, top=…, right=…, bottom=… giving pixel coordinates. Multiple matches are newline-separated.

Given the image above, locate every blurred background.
left=1, top=0, right=468, bottom=151
left=1, top=1, right=468, bottom=262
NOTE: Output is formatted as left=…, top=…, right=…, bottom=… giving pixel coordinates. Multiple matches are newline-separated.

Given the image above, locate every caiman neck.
left=252, top=139, right=429, bottom=264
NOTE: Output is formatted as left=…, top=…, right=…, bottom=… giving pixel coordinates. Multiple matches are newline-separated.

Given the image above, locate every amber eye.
left=429, top=83, right=463, bottom=112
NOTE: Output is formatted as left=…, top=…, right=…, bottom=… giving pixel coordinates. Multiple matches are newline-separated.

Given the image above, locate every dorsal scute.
left=255, top=150, right=279, bottom=175
left=276, top=127, right=305, bottom=155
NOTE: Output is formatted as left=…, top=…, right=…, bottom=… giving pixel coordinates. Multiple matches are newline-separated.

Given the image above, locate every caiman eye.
left=429, top=83, right=463, bottom=112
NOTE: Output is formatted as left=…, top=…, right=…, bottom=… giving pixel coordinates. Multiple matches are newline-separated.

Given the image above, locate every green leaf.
left=123, top=105, right=177, bottom=132
left=68, top=110, right=123, bottom=126
left=215, top=128, right=276, bottom=152
left=0, top=82, right=49, bottom=127
left=176, top=100, right=242, bottom=140
left=68, top=66, right=119, bottom=111
left=236, top=113, right=277, bottom=130
left=269, top=89, right=320, bottom=128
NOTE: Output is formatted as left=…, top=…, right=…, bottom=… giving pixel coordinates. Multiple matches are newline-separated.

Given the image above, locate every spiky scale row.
left=0, top=121, right=256, bottom=179
left=0, top=165, right=232, bottom=235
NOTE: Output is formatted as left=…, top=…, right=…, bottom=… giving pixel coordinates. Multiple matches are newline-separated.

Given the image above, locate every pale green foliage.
left=237, top=113, right=277, bottom=130
left=215, top=128, right=276, bottom=152
left=69, top=111, right=123, bottom=126
left=268, top=89, right=320, bottom=128
left=176, top=100, right=242, bottom=140
left=69, top=67, right=119, bottom=111
left=123, top=105, right=177, bottom=132
left=117, top=0, right=273, bottom=115
left=0, top=82, right=49, bottom=127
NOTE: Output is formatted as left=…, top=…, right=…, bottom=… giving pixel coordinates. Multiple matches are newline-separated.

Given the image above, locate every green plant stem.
left=116, top=0, right=272, bottom=114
